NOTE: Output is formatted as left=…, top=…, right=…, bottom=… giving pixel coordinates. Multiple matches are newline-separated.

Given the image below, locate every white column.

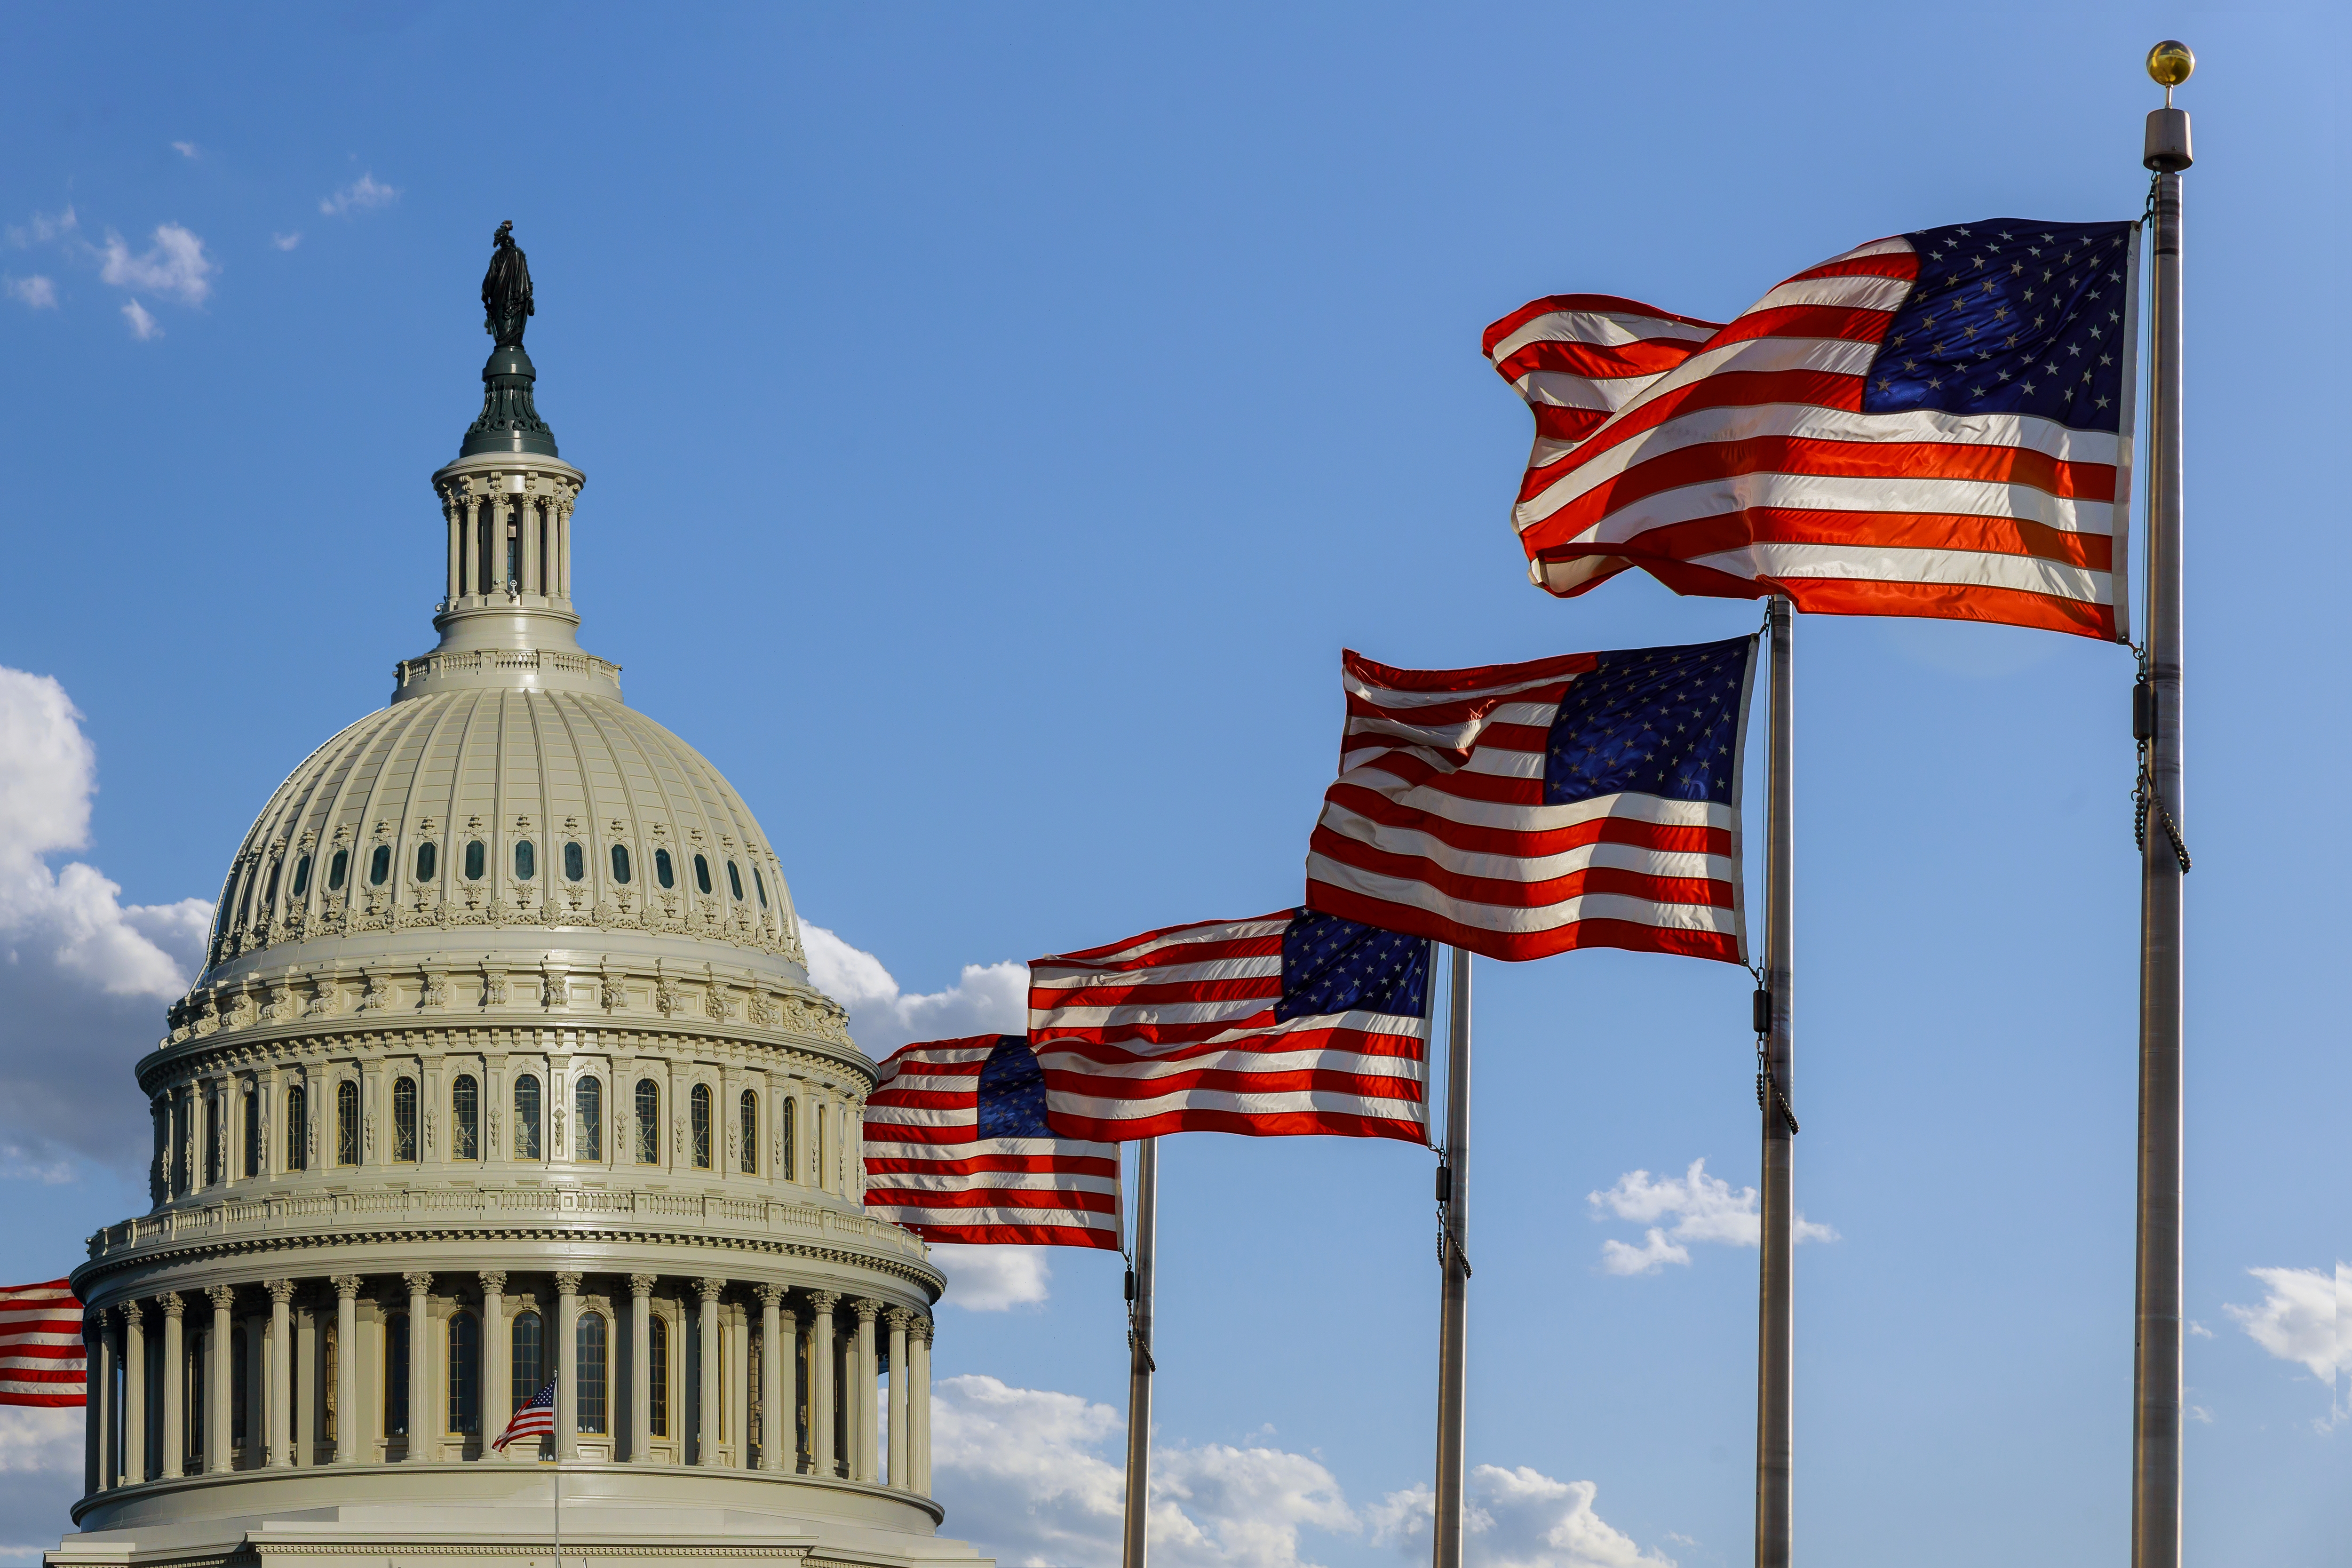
left=695, top=1279, right=723, bottom=1466
left=555, top=1272, right=582, bottom=1462
left=158, top=1293, right=184, bottom=1478
left=521, top=495, right=541, bottom=596
left=758, top=1286, right=786, bottom=1473
left=121, top=1304, right=145, bottom=1486
left=912, top=1317, right=932, bottom=1495
left=729, top=1311, right=749, bottom=1470
left=444, top=499, right=461, bottom=602
left=885, top=1309, right=909, bottom=1488
left=206, top=1287, right=233, bottom=1474
left=266, top=1281, right=293, bottom=1467
left=807, top=1291, right=837, bottom=1479
left=402, top=1273, right=431, bottom=1461
left=557, top=499, right=572, bottom=599
left=480, top=1272, right=508, bottom=1443
left=294, top=1305, right=317, bottom=1466
left=628, top=1274, right=653, bottom=1464
left=331, top=1277, right=359, bottom=1463
left=852, top=1299, right=879, bottom=1484
left=461, top=497, right=481, bottom=599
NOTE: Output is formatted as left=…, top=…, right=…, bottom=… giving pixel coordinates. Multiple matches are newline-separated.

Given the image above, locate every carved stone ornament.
left=703, top=986, right=727, bottom=1022
left=358, top=972, right=391, bottom=1012
left=481, top=970, right=509, bottom=1007
left=654, top=980, right=682, bottom=1017
left=748, top=991, right=779, bottom=1028
left=420, top=970, right=449, bottom=1009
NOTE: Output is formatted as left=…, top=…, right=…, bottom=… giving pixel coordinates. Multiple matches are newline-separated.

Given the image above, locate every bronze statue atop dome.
left=482, top=219, right=534, bottom=346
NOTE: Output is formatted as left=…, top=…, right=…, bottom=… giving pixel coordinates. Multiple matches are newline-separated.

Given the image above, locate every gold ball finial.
left=2147, top=40, right=2194, bottom=90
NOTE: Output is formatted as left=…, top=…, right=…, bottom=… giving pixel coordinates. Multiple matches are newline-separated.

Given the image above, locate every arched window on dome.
left=574, top=1076, right=603, bottom=1162
left=463, top=840, right=485, bottom=881
left=336, top=1081, right=359, bottom=1166
left=576, top=1312, right=608, bottom=1434
left=510, top=1311, right=543, bottom=1416
left=452, top=1075, right=480, bottom=1161
left=635, top=1080, right=660, bottom=1164
left=264, top=859, right=281, bottom=912
left=289, top=854, right=311, bottom=900
left=738, top=1090, right=757, bottom=1173
left=385, top=1312, right=410, bottom=1438
left=514, top=1075, right=543, bottom=1161
left=753, top=867, right=769, bottom=909
left=726, top=861, right=744, bottom=902
left=285, top=1084, right=308, bottom=1171
left=610, top=844, right=632, bottom=884
left=654, top=849, right=675, bottom=890
left=327, top=849, right=349, bottom=892
left=692, top=853, right=712, bottom=895
left=369, top=845, right=391, bottom=887
left=648, top=1312, right=670, bottom=1436
left=393, top=1077, right=418, bottom=1162
left=414, top=842, right=437, bottom=883
left=447, top=1310, right=481, bottom=1436
left=780, top=1097, right=796, bottom=1182
left=514, top=840, right=536, bottom=881
left=690, top=1084, right=713, bottom=1170
left=563, top=842, right=585, bottom=882
left=243, top=1082, right=260, bottom=1178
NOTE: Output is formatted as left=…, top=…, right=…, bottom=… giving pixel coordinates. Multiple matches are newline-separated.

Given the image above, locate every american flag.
left=1306, top=638, right=1755, bottom=965
left=0, top=1280, right=84, bottom=1408
left=491, top=1379, right=556, bottom=1450
left=864, top=1035, right=1121, bottom=1249
left=1485, top=219, right=2138, bottom=640
left=1029, top=910, right=1431, bottom=1142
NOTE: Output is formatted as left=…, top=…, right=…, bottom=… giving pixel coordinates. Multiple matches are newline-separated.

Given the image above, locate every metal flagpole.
left=552, top=1444, right=563, bottom=1568
left=1432, top=944, right=1471, bottom=1568
left=1121, top=1138, right=1159, bottom=1568
left=1755, top=595, right=1796, bottom=1568
left=2134, top=40, right=2193, bottom=1568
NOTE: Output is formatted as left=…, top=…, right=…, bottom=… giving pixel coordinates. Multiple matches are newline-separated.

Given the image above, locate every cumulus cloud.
left=3, top=276, right=55, bottom=310
left=96, top=224, right=214, bottom=306
left=1369, top=1466, right=1672, bottom=1568
left=4, top=207, right=76, bottom=248
left=0, top=1409, right=77, bottom=1476
left=120, top=300, right=159, bottom=340
left=1588, top=1159, right=1835, bottom=1276
left=270, top=232, right=302, bottom=252
left=801, top=922, right=1025, bottom=1055
left=0, top=669, right=211, bottom=1172
left=319, top=173, right=398, bottom=215
left=930, top=1243, right=1055, bottom=1311
left=932, top=1375, right=1356, bottom=1568
left=2224, top=1264, right=2349, bottom=1417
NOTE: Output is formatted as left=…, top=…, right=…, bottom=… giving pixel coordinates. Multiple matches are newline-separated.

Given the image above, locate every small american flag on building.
left=1306, top=638, right=1756, bottom=965
left=1485, top=219, right=2139, bottom=640
left=1030, top=911, right=1431, bottom=1142
left=0, top=1280, right=84, bottom=1409
left=864, top=1035, right=1121, bottom=1249
left=492, top=1379, right=556, bottom=1450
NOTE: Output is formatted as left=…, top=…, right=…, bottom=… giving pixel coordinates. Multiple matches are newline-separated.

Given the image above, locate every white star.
left=2068, top=344, right=2082, bottom=357
left=2000, top=230, right=2014, bottom=240
left=2044, top=362, right=2059, bottom=374
left=2041, top=232, right=2053, bottom=240
left=1891, top=333, right=1907, bottom=348
left=1971, top=385, right=1986, bottom=398
left=1927, top=376, right=1943, bottom=390
left=2109, top=310, right=2122, bottom=322
left=2089, top=326, right=2102, bottom=339
left=2034, top=315, right=2046, bottom=327
left=2010, top=261, right=2025, bottom=275
left=2043, top=269, right=2054, bottom=281
left=2095, top=395, right=2111, bottom=408
left=1903, top=358, right=1919, bottom=371
left=1972, top=254, right=1986, bottom=268
left=2099, top=353, right=2114, bottom=366
left=2028, top=246, right=2043, bottom=257
left=2004, top=333, right=2020, bottom=347
left=1997, top=369, right=2012, bottom=381
left=2082, top=370, right=2093, bottom=382
left=2023, top=381, right=2037, bottom=394
left=1993, top=305, right=2009, bottom=321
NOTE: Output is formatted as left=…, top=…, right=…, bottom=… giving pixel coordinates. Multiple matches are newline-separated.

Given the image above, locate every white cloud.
left=121, top=299, right=159, bottom=340
left=319, top=173, right=398, bottom=215
left=270, top=232, right=302, bottom=252
left=2224, top=1264, right=2349, bottom=1391
left=0, top=669, right=211, bottom=1172
left=930, top=1243, right=1054, bottom=1311
left=1587, top=1159, right=1835, bottom=1273
left=1370, top=1467, right=1673, bottom=1568
left=801, top=921, right=1026, bottom=1055
left=170, top=141, right=198, bottom=159
left=5, top=207, right=76, bottom=248
left=96, top=224, right=214, bottom=305
left=3, top=276, right=55, bottom=310
left=932, top=1375, right=1357, bottom=1568
left=0, top=1409, right=78, bottom=1475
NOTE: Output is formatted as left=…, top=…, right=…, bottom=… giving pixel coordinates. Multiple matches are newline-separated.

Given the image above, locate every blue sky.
left=0, top=4, right=2343, bottom=1566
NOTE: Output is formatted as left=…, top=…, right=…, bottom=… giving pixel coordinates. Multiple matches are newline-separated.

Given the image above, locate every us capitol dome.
left=51, top=225, right=984, bottom=1568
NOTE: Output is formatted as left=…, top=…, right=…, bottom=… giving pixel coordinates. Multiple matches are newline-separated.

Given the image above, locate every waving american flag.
left=1486, top=219, right=2138, bottom=639
left=492, top=1380, right=556, bottom=1451
left=0, top=1280, right=84, bottom=1408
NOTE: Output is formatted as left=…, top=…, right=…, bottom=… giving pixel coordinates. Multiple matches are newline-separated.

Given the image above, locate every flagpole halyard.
left=1754, top=595, right=1796, bottom=1568
left=1121, top=1137, right=1159, bottom=1568
left=2134, top=40, right=2192, bottom=1568
left=1432, top=944, right=1471, bottom=1568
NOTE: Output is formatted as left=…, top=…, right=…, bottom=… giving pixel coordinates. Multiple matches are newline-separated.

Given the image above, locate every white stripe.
left=1553, top=336, right=1883, bottom=462
left=1327, top=777, right=1732, bottom=836
left=1045, top=1085, right=1423, bottom=1126
left=1515, top=369, right=1670, bottom=413
left=1316, top=802, right=1738, bottom=888
left=1738, top=272, right=1911, bottom=317
left=1487, top=308, right=1716, bottom=365
left=1033, top=1035, right=1429, bottom=1082
left=1033, top=917, right=1288, bottom=974
left=1684, top=542, right=2111, bottom=603
left=1028, top=953, right=1281, bottom=1002
left=1308, top=857, right=1744, bottom=938
left=1532, top=471, right=2114, bottom=550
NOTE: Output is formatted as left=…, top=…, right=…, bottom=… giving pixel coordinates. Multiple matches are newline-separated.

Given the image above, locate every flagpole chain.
left=1752, top=985, right=1798, bottom=1135
left=1434, top=1216, right=1473, bottom=1279
left=2130, top=645, right=2191, bottom=873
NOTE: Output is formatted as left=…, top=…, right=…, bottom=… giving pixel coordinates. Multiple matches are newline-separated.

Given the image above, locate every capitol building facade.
left=50, top=233, right=983, bottom=1568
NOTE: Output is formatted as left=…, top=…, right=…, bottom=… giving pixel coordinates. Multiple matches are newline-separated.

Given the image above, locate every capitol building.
left=49, top=231, right=985, bottom=1568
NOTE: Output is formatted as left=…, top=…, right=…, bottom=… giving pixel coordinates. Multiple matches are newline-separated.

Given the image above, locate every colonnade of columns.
left=440, top=488, right=574, bottom=604
left=80, top=1270, right=931, bottom=1500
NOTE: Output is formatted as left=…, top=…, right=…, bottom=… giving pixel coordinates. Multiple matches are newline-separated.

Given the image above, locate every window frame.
left=576, top=1311, right=608, bottom=1435
left=692, top=853, right=713, bottom=895
left=690, top=1083, right=713, bottom=1170
left=574, top=1075, right=603, bottom=1162
left=648, top=1310, right=670, bottom=1436
left=738, top=1089, right=758, bottom=1174
left=368, top=844, right=391, bottom=887
left=452, top=1074, right=480, bottom=1161
left=392, top=1076, right=419, bottom=1162
left=386, top=1311, right=411, bottom=1438
left=336, top=1080, right=360, bottom=1166
left=285, top=1083, right=308, bottom=1171
left=514, top=839, right=536, bottom=881
left=514, top=1074, right=543, bottom=1161
left=447, top=1309, right=482, bottom=1437
left=414, top=841, right=437, bottom=883
left=463, top=839, right=485, bottom=881
left=610, top=844, right=632, bottom=884
left=654, top=848, right=675, bottom=889
left=635, top=1080, right=660, bottom=1165
left=563, top=841, right=585, bottom=882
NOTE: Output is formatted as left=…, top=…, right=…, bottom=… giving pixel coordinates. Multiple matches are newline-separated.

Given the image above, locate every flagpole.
left=1432, top=944, right=1470, bottom=1568
left=2134, top=42, right=2192, bottom=1568
left=1755, top=594, right=1795, bottom=1568
left=1121, top=1137, right=1159, bottom=1568
left=552, top=1446, right=563, bottom=1568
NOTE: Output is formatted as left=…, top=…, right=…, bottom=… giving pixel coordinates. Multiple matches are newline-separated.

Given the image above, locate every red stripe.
left=1778, top=249, right=1918, bottom=286
left=870, top=1186, right=1119, bottom=1214
left=1534, top=406, right=1609, bottom=442
left=1496, top=335, right=1708, bottom=386
left=1343, top=649, right=1596, bottom=695
left=864, top=1151, right=1120, bottom=1177
left=1306, top=880, right=1745, bottom=965
left=1309, top=824, right=1735, bottom=912
left=908, top=1222, right=1121, bottom=1250
left=1045, top=1106, right=1427, bottom=1143
left=1540, top=508, right=2113, bottom=575
left=1480, top=294, right=1724, bottom=357
left=1322, top=781, right=1733, bottom=861
left=0, top=1392, right=87, bottom=1408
